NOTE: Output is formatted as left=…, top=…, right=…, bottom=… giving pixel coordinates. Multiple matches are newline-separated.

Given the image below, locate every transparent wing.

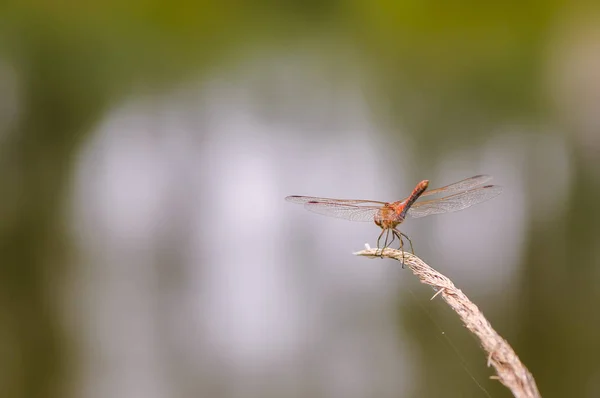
left=407, top=185, right=502, bottom=219
left=420, top=175, right=493, bottom=197
left=286, top=195, right=386, bottom=205
left=303, top=202, right=380, bottom=222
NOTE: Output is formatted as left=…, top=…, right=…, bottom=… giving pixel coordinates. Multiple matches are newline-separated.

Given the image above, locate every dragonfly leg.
left=397, top=230, right=414, bottom=254
left=394, top=230, right=406, bottom=268
left=387, top=229, right=396, bottom=250
left=376, top=229, right=386, bottom=257
left=382, top=228, right=392, bottom=256
left=391, top=229, right=403, bottom=250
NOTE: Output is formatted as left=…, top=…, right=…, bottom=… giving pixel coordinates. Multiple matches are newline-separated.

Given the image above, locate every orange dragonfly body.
left=286, top=175, right=502, bottom=254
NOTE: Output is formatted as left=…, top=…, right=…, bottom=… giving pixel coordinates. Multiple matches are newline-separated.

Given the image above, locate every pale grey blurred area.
left=67, top=56, right=416, bottom=398
left=2, top=3, right=600, bottom=398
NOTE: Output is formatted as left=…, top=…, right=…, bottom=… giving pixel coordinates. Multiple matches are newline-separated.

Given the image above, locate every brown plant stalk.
left=354, top=247, right=541, bottom=398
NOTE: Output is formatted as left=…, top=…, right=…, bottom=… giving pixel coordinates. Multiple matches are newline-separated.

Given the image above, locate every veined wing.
left=302, top=201, right=380, bottom=222
left=406, top=185, right=502, bottom=219
left=285, top=195, right=386, bottom=205
left=420, top=175, right=493, bottom=197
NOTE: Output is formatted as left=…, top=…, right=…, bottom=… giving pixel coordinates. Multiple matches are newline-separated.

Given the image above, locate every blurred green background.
left=1, top=2, right=600, bottom=398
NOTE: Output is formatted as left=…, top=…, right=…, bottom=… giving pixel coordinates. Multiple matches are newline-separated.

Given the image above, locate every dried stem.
left=354, top=247, right=541, bottom=398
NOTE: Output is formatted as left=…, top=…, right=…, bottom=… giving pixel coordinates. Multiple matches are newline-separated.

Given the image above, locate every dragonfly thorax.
left=374, top=203, right=405, bottom=229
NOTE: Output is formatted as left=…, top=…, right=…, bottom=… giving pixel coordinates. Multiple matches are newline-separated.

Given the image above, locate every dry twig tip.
left=354, top=246, right=541, bottom=398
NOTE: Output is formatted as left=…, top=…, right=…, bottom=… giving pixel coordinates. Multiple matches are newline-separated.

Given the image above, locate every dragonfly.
left=285, top=175, right=502, bottom=256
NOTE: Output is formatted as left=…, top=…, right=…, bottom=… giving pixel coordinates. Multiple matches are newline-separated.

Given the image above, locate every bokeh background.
left=1, top=2, right=600, bottom=398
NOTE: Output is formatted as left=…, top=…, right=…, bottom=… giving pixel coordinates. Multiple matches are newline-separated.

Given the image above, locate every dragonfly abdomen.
left=399, top=180, right=429, bottom=219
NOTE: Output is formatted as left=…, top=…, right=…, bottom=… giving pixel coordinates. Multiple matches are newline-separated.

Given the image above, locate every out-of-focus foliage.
left=1, top=1, right=248, bottom=95
left=348, top=1, right=561, bottom=151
